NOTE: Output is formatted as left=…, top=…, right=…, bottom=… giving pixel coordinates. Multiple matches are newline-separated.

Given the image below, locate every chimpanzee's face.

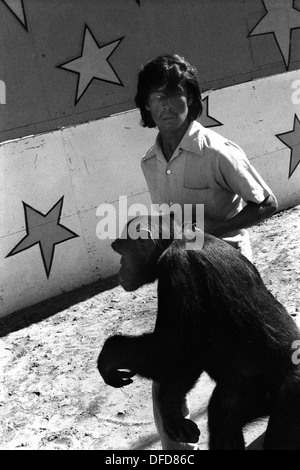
left=112, top=237, right=147, bottom=291
left=112, top=216, right=170, bottom=291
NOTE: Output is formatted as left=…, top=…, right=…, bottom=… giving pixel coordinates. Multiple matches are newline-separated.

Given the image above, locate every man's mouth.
left=162, top=115, right=176, bottom=121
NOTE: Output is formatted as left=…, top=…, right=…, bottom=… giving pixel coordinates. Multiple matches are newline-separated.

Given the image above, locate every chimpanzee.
left=97, top=215, right=300, bottom=450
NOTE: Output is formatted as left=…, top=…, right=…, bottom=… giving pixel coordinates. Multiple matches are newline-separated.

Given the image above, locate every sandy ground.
left=0, top=206, right=299, bottom=451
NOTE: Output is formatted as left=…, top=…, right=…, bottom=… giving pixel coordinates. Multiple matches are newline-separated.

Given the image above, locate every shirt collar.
left=178, top=120, right=204, bottom=155
left=142, top=120, right=205, bottom=162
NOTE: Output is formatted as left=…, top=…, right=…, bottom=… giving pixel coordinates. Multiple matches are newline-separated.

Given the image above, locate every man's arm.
left=204, top=194, right=278, bottom=238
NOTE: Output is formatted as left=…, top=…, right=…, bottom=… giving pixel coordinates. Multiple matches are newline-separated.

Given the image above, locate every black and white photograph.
left=0, top=0, right=300, bottom=453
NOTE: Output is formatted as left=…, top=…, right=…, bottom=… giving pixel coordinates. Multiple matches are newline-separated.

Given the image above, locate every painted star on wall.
left=1, top=0, right=27, bottom=30
left=249, top=0, right=300, bottom=70
left=58, top=25, right=124, bottom=105
left=277, top=114, right=300, bottom=178
left=199, top=95, right=223, bottom=128
left=6, top=197, right=79, bottom=278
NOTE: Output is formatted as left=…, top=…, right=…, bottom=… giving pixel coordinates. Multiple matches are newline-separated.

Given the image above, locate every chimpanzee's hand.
left=100, top=365, right=135, bottom=388
left=97, top=336, right=136, bottom=388
left=163, top=417, right=200, bottom=443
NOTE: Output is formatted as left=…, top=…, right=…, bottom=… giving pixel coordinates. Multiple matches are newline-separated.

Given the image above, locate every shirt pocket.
left=183, top=156, right=212, bottom=208
left=182, top=187, right=212, bottom=208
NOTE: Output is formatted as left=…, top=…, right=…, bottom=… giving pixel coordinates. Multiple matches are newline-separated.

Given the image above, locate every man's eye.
left=172, top=91, right=184, bottom=98
left=149, top=91, right=184, bottom=102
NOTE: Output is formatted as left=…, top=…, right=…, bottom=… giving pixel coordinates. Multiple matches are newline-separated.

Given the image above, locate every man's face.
left=146, top=84, right=191, bottom=132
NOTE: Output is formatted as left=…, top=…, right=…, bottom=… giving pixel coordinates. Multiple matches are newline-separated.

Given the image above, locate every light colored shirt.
left=141, top=120, right=273, bottom=246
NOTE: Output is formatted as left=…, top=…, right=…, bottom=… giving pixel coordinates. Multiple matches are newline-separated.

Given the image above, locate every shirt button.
left=166, top=169, right=172, bottom=175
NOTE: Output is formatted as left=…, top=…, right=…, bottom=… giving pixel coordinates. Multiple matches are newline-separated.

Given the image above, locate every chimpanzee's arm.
left=97, top=332, right=202, bottom=442
left=156, top=380, right=201, bottom=443
left=98, top=246, right=205, bottom=388
left=97, top=333, right=167, bottom=387
left=97, top=325, right=197, bottom=386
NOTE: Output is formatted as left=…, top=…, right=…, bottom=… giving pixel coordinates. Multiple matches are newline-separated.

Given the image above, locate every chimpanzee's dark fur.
left=98, top=216, right=300, bottom=450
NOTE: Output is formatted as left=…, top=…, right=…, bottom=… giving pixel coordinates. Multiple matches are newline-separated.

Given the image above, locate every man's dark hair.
left=135, top=53, right=202, bottom=128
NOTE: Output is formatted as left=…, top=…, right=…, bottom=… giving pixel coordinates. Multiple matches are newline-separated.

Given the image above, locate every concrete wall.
left=1, top=0, right=300, bottom=142
left=1, top=0, right=300, bottom=316
left=2, top=70, right=300, bottom=317
left=1, top=110, right=156, bottom=315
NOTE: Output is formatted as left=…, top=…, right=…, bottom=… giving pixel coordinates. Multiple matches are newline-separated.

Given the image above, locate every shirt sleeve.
left=214, top=140, right=274, bottom=204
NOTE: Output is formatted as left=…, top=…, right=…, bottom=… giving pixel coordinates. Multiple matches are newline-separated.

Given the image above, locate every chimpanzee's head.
left=111, top=215, right=178, bottom=291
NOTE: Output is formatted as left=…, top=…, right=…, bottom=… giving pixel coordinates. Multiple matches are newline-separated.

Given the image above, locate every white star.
left=249, top=0, right=300, bottom=69
left=58, top=25, right=124, bottom=104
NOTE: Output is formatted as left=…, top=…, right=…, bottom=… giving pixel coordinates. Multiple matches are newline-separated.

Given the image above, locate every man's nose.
left=162, top=97, right=172, bottom=109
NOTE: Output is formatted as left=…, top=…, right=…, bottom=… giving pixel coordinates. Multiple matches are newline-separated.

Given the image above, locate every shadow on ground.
left=0, top=275, right=119, bottom=337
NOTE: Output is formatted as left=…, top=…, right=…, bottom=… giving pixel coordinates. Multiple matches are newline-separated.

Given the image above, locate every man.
left=134, top=53, right=278, bottom=449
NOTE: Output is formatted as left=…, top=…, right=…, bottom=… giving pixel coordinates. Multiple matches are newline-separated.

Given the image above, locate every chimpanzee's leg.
left=264, top=371, right=300, bottom=450
left=152, top=382, right=199, bottom=450
left=208, top=384, right=267, bottom=450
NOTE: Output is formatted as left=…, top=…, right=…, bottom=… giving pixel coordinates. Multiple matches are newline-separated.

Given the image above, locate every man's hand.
left=203, top=217, right=221, bottom=237
left=203, top=195, right=278, bottom=238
